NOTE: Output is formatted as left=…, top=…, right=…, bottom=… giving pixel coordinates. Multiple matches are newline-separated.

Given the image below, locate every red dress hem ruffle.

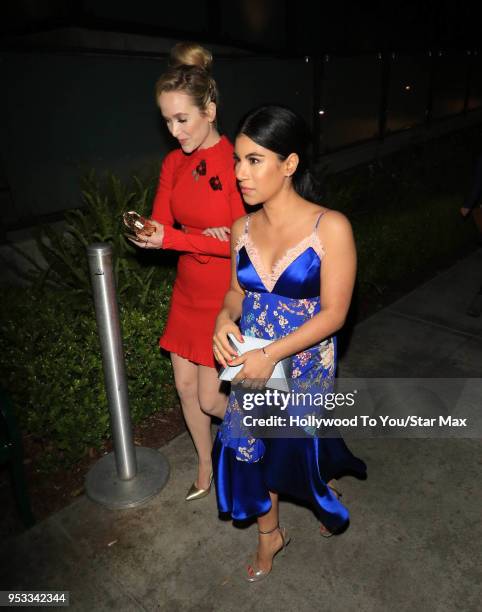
left=159, top=336, right=216, bottom=368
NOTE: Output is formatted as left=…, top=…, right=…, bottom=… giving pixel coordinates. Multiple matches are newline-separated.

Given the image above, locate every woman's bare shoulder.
left=316, top=208, right=353, bottom=244
left=318, top=207, right=351, bottom=227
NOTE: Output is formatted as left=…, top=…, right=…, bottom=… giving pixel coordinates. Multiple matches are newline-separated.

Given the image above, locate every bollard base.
left=85, top=447, right=170, bottom=509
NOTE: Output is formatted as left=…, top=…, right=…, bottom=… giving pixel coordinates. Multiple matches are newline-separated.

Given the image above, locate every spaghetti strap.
left=244, top=214, right=252, bottom=235
left=314, top=210, right=327, bottom=230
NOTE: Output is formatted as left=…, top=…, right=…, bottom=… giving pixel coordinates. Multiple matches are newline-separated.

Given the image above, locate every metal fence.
left=315, top=50, right=481, bottom=153
left=1, top=48, right=481, bottom=229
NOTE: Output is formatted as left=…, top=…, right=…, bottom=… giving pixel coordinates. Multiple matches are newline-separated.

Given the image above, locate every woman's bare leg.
left=247, top=491, right=284, bottom=576
left=197, top=364, right=229, bottom=420
left=171, top=353, right=212, bottom=489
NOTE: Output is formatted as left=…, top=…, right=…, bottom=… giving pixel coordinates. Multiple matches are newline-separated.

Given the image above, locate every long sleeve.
left=150, top=137, right=246, bottom=257
left=151, top=152, right=229, bottom=255
left=162, top=225, right=231, bottom=257
left=159, top=159, right=245, bottom=258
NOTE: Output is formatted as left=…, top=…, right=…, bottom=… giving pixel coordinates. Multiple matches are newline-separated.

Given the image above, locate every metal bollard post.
left=85, top=243, right=169, bottom=509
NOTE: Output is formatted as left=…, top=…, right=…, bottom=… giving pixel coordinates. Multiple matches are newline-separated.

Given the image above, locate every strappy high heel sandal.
left=320, top=480, right=343, bottom=537
left=245, top=524, right=291, bottom=583
left=327, top=479, right=342, bottom=500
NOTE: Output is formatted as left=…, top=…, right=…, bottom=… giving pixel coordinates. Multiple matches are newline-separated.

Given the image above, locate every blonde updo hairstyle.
left=155, top=42, right=218, bottom=122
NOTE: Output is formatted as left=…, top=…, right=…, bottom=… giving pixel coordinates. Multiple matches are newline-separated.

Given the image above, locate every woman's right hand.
left=127, top=219, right=165, bottom=249
left=213, top=312, right=244, bottom=367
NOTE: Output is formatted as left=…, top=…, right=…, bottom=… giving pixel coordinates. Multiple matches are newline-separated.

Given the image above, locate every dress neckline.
left=192, top=134, right=227, bottom=157
left=235, top=226, right=325, bottom=293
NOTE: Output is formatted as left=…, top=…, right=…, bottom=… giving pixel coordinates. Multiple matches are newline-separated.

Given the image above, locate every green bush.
left=0, top=284, right=175, bottom=471
left=0, top=168, right=178, bottom=471
left=14, top=169, right=176, bottom=310
left=353, top=194, right=478, bottom=292
left=323, top=124, right=482, bottom=290
left=323, top=126, right=480, bottom=214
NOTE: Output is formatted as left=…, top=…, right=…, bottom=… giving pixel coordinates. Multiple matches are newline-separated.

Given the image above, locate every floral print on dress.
left=218, top=212, right=338, bottom=461
left=220, top=289, right=337, bottom=462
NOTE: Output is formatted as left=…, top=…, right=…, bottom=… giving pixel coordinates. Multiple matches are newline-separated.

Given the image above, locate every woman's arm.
left=151, top=152, right=177, bottom=226
left=264, top=211, right=356, bottom=363
left=228, top=211, right=356, bottom=380
left=148, top=161, right=245, bottom=256
left=162, top=166, right=245, bottom=255
left=212, top=216, right=247, bottom=367
left=161, top=226, right=232, bottom=257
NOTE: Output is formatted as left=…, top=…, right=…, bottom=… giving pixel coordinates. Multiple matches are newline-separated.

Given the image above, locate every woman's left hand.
left=127, top=219, right=164, bottom=249
left=202, top=226, right=231, bottom=241
left=230, top=349, right=276, bottom=390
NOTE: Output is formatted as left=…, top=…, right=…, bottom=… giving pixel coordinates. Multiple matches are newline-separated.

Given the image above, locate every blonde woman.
left=131, top=43, right=245, bottom=499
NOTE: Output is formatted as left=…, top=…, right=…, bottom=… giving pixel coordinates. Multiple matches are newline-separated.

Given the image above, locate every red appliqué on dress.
left=192, top=159, right=206, bottom=181
left=209, top=176, right=222, bottom=191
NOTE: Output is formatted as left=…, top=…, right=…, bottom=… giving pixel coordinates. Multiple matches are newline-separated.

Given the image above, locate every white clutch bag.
left=218, top=334, right=291, bottom=393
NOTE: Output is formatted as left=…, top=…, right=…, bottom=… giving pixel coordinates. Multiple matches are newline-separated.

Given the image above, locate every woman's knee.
left=171, top=355, right=199, bottom=404
left=174, top=376, right=198, bottom=405
left=198, top=390, right=227, bottom=417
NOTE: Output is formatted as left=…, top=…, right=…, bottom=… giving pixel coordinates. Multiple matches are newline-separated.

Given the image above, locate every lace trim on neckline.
left=235, top=232, right=325, bottom=292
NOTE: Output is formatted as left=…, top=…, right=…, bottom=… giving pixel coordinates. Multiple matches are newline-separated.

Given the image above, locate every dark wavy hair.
left=236, top=105, right=322, bottom=203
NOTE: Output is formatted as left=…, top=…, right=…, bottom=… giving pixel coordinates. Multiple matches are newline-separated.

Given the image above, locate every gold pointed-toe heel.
left=185, top=472, right=213, bottom=502
left=245, top=525, right=291, bottom=583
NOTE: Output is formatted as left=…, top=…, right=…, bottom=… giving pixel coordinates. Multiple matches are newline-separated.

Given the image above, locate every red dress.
left=151, top=135, right=245, bottom=367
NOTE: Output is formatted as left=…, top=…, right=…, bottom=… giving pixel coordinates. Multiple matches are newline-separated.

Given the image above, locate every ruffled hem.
left=212, top=431, right=366, bottom=531
left=159, top=336, right=216, bottom=368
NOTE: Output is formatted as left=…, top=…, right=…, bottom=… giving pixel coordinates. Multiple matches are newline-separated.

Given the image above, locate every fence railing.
left=1, top=48, right=481, bottom=227
left=314, top=50, right=481, bottom=155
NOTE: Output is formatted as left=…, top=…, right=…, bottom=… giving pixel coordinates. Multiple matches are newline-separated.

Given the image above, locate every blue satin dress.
left=212, top=213, right=366, bottom=532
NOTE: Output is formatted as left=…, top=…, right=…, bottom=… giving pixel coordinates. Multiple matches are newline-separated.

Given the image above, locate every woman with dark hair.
left=212, top=105, right=366, bottom=582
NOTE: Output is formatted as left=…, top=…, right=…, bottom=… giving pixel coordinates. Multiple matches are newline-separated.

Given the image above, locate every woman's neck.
left=198, top=128, right=221, bottom=150
left=261, top=188, right=305, bottom=227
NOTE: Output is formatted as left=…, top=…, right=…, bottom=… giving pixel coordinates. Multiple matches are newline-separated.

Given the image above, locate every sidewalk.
left=1, top=250, right=481, bottom=612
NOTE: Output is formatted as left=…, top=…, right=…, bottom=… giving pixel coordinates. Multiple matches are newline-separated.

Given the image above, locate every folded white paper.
left=219, top=334, right=291, bottom=393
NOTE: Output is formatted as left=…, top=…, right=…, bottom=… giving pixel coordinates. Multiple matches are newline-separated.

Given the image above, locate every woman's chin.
left=241, top=194, right=262, bottom=206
